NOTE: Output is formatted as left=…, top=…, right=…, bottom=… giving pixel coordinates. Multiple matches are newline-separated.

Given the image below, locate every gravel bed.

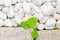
left=0, top=0, right=60, bottom=30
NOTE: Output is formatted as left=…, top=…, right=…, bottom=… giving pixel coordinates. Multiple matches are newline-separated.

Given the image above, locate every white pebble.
left=0, top=11, right=7, bottom=20
left=53, top=13, right=60, bottom=20
left=34, top=11, right=44, bottom=20
left=0, top=19, right=4, bottom=27
left=23, top=14, right=32, bottom=21
left=12, top=0, right=17, bottom=4
left=45, top=17, right=56, bottom=29
left=40, top=16, right=49, bottom=24
left=31, top=4, right=44, bottom=20
left=32, top=4, right=41, bottom=14
left=7, top=6, right=15, bottom=18
left=32, top=0, right=45, bottom=6
left=37, top=23, right=44, bottom=30
left=44, top=2, right=52, bottom=6
left=40, top=4, right=56, bottom=16
left=26, top=0, right=31, bottom=2
left=57, top=0, right=60, bottom=5
left=17, top=0, right=25, bottom=2
left=4, top=0, right=12, bottom=6
left=51, top=1, right=57, bottom=7
left=15, top=3, right=22, bottom=9
left=13, top=7, right=18, bottom=12
left=56, top=20, right=60, bottom=28
left=11, top=18, right=18, bottom=27
left=23, top=1, right=31, bottom=14
left=0, top=6, right=4, bottom=10
left=14, top=15, right=22, bottom=24
left=46, top=0, right=54, bottom=2
left=4, top=19, right=13, bottom=27
left=2, top=7, right=9, bottom=13
left=18, top=8, right=24, bottom=19
left=56, top=5, right=60, bottom=13
left=0, top=0, right=3, bottom=5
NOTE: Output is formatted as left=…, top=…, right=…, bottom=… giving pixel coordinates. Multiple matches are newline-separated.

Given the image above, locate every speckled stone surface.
left=37, top=30, right=60, bottom=40
left=0, top=28, right=60, bottom=40
left=0, top=27, right=33, bottom=40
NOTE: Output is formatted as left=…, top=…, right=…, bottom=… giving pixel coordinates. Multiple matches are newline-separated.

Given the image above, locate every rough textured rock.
left=0, top=28, right=60, bottom=40
left=0, top=27, right=33, bottom=40
left=37, top=30, right=60, bottom=40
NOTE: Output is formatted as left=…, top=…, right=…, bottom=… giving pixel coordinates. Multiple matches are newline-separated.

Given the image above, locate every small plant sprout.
left=20, top=17, right=39, bottom=40
left=54, top=24, right=58, bottom=30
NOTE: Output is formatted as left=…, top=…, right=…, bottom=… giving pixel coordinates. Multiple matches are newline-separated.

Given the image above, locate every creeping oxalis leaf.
left=31, top=30, right=39, bottom=39
left=54, top=24, right=58, bottom=30
left=20, top=21, right=29, bottom=29
left=27, top=17, right=38, bottom=28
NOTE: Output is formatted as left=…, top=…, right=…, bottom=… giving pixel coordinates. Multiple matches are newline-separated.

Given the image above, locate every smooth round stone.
left=0, top=19, right=4, bottom=27
left=11, top=18, right=18, bottom=27
left=34, top=12, right=44, bottom=20
left=4, top=19, right=13, bottom=27
left=56, top=5, right=60, bottom=13
left=40, top=16, right=49, bottom=24
left=53, top=13, right=60, bottom=20
left=0, top=11, right=7, bottom=20
left=23, top=14, right=32, bottom=21
left=4, top=0, right=12, bottom=6
left=57, top=0, right=60, bottom=5
left=0, top=6, right=4, bottom=10
left=7, top=6, right=15, bottom=18
left=44, top=2, right=52, bottom=6
left=51, top=1, right=57, bottom=7
left=31, top=4, right=41, bottom=14
left=18, top=8, right=24, bottom=19
left=26, top=0, right=31, bottom=2
left=37, top=23, right=44, bottom=30
left=46, top=0, right=55, bottom=2
left=17, top=0, right=25, bottom=2
left=45, top=17, right=56, bottom=29
left=56, top=20, right=60, bottom=28
left=14, top=15, right=22, bottom=24
left=2, top=7, right=9, bottom=13
left=13, top=7, right=18, bottom=13
left=31, top=4, right=44, bottom=20
left=40, top=4, right=56, bottom=16
left=32, top=0, right=45, bottom=6
left=0, top=0, right=3, bottom=5
left=23, top=1, right=31, bottom=14
left=15, top=3, right=22, bottom=9
left=12, top=0, right=17, bottom=4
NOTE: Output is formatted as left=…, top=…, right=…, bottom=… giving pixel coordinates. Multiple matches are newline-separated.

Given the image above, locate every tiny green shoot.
left=53, top=24, right=58, bottom=30
left=20, top=17, right=39, bottom=40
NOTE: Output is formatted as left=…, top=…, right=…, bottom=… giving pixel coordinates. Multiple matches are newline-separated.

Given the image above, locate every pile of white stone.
left=0, top=0, right=60, bottom=29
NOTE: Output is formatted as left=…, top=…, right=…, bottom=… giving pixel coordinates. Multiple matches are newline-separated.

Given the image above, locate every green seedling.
left=20, top=17, right=39, bottom=40
left=54, top=24, right=58, bottom=30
